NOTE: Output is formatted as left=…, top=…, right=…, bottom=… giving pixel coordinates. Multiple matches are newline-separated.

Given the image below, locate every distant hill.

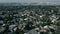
left=0, top=3, right=22, bottom=6
left=0, top=3, right=60, bottom=6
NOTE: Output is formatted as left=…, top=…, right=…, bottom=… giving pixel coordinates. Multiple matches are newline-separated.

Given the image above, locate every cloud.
left=0, top=0, right=60, bottom=4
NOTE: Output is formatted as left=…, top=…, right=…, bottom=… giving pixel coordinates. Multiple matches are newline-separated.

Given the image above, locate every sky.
left=0, top=0, right=60, bottom=4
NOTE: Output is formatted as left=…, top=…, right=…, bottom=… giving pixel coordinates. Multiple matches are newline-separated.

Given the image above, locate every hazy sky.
left=0, top=0, right=60, bottom=3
